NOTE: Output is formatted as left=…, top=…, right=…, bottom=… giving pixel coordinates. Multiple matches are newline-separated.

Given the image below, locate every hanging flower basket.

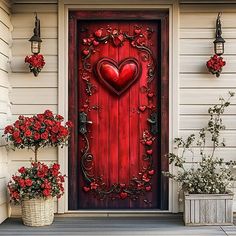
left=206, top=54, right=226, bottom=77
left=25, top=54, right=45, bottom=77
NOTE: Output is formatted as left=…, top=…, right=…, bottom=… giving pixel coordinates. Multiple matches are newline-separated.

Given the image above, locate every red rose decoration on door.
left=95, top=57, right=141, bottom=95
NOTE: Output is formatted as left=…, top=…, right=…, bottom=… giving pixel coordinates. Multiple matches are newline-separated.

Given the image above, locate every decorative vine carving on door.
left=78, top=25, right=158, bottom=203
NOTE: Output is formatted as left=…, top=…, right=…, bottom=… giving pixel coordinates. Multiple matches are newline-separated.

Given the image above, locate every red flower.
left=18, top=179, right=25, bottom=188
left=37, top=114, right=44, bottom=121
left=12, top=131, right=20, bottom=139
left=20, top=125, right=27, bottom=132
left=44, top=110, right=53, bottom=118
left=142, top=173, right=150, bottom=183
left=16, top=138, right=22, bottom=144
left=59, top=175, right=65, bottom=182
left=37, top=170, right=45, bottom=178
left=14, top=120, right=20, bottom=129
left=45, top=119, right=54, bottom=126
left=4, top=125, right=13, bottom=134
left=24, top=130, right=32, bottom=137
left=90, top=182, right=98, bottom=190
left=12, top=191, right=19, bottom=199
left=52, top=163, right=60, bottom=170
left=56, top=114, right=64, bottom=121
left=34, top=132, right=40, bottom=140
left=52, top=126, right=59, bottom=134
left=66, top=121, right=73, bottom=128
left=41, top=132, right=48, bottom=140
left=59, top=126, right=69, bottom=137
left=51, top=136, right=58, bottom=143
left=25, top=179, right=33, bottom=187
left=18, top=167, right=26, bottom=174
left=34, top=122, right=41, bottom=131
left=51, top=169, right=59, bottom=177
left=41, top=182, right=51, bottom=189
left=43, top=189, right=51, bottom=197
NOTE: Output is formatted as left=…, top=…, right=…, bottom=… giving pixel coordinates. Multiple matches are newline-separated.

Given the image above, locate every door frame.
left=58, top=0, right=179, bottom=213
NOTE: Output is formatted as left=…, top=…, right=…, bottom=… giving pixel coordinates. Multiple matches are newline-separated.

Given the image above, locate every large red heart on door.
left=94, top=57, right=141, bottom=96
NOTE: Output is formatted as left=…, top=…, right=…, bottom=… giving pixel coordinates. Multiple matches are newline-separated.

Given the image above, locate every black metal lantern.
left=29, top=13, right=42, bottom=54
left=214, top=12, right=225, bottom=56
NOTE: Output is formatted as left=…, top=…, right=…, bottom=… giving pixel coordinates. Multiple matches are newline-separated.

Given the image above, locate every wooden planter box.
left=184, top=192, right=234, bottom=226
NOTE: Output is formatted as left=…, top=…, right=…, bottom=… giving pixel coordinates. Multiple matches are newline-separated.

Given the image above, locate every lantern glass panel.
left=31, top=41, right=40, bottom=54
left=214, top=42, right=224, bottom=55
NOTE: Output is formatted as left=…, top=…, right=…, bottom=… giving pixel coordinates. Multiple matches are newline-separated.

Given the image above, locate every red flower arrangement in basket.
left=8, top=162, right=66, bottom=204
left=4, top=110, right=73, bottom=203
left=25, top=54, right=45, bottom=77
left=206, top=54, right=226, bottom=77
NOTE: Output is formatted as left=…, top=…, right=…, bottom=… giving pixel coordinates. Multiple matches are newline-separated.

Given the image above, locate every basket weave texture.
left=21, top=197, right=54, bottom=227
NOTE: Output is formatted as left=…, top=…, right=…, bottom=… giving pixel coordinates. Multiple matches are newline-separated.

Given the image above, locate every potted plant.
left=164, top=91, right=236, bottom=226
left=4, top=110, right=72, bottom=226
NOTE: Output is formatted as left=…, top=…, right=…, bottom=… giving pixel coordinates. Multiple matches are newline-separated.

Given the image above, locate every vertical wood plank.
left=97, top=23, right=110, bottom=209
left=184, top=199, right=190, bottom=224
left=194, top=199, right=200, bottom=224
left=199, top=199, right=206, bottom=224
left=118, top=22, right=130, bottom=208
left=68, top=13, right=78, bottom=210
left=129, top=23, right=140, bottom=209
left=226, top=198, right=233, bottom=223
left=190, top=200, right=195, bottom=223
left=108, top=22, right=119, bottom=209
left=148, top=21, right=158, bottom=209
left=160, top=15, right=169, bottom=210
left=217, top=199, right=226, bottom=223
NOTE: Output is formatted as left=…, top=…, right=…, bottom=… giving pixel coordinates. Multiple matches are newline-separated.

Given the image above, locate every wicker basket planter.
left=184, top=192, right=234, bottom=226
left=21, top=197, right=54, bottom=227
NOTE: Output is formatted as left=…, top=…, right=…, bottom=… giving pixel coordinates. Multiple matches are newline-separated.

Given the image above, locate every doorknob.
left=79, top=112, right=92, bottom=134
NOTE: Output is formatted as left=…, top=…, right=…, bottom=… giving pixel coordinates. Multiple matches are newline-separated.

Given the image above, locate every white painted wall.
left=179, top=3, right=236, bottom=211
left=0, top=0, right=12, bottom=224
left=9, top=2, right=58, bottom=215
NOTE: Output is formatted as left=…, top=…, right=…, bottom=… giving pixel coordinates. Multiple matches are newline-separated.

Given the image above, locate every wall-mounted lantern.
left=25, top=13, right=45, bottom=77
left=206, top=12, right=226, bottom=78
left=213, top=12, right=225, bottom=56
left=29, top=13, right=42, bottom=54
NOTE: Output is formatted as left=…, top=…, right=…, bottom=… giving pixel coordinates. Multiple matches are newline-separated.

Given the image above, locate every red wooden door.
left=68, top=11, right=169, bottom=210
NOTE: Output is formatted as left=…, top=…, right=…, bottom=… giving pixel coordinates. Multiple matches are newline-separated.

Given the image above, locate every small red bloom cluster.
left=206, top=54, right=226, bottom=77
left=25, top=54, right=45, bottom=76
left=4, top=110, right=72, bottom=149
left=8, top=162, right=65, bottom=203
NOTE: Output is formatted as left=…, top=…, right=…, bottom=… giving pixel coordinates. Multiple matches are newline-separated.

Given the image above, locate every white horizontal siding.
left=0, top=0, right=11, bottom=223
left=180, top=4, right=236, bottom=212
left=9, top=72, right=57, bottom=88
left=11, top=13, right=57, bottom=28
left=12, top=27, right=57, bottom=39
left=10, top=88, right=57, bottom=105
left=180, top=74, right=236, bottom=88
left=180, top=105, right=236, bottom=115
left=9, top=2, right=59, bottom=216
left=12, top=104, right=58, bottom=115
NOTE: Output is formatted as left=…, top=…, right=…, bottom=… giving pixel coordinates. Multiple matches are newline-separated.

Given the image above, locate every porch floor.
left=1, top=215, right=236, bottom=236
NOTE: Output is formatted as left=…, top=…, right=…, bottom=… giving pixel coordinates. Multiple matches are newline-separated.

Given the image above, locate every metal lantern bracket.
left=29, top=13, right=42, bottom=54
left=214, top=12, right=225, bottom=56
